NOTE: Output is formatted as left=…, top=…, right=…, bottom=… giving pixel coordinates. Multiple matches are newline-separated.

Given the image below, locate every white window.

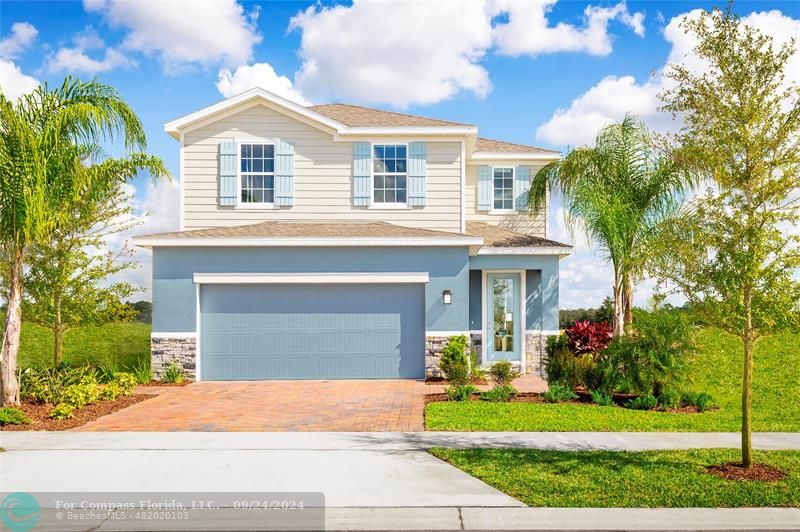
left=240, top=143, right=275, bottom=204
left=373, top=144, right=407, bottom=204
left=493, top=167, right=514, bottom=210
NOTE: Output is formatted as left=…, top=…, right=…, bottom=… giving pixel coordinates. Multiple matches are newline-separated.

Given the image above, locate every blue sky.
left=2, top=0, right=799, bottom=307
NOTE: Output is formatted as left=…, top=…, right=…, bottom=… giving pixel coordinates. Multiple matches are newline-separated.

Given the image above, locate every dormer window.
left=373, top=144, right=407, bottom=205
left=240, top=143, right=275, bottom=204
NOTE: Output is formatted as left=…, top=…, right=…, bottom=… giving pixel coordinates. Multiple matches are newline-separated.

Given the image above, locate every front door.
left=486, top=273, right=521, bottom=362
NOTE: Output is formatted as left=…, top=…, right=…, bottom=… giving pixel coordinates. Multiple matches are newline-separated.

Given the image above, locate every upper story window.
left=240, top=143, right=275, bottom=204
left=493, top=167, right=514, bottom=210
left=373, top=144, right=407, bottom=204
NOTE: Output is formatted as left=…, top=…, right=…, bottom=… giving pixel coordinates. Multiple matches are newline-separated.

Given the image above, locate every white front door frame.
left=481, top=269, right=527, bottom=373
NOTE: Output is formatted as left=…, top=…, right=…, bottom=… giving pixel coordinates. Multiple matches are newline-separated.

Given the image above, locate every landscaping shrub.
left=597, top=306, right=693, bottom=397
left=658, top=388, right=682, bottom=409
left=468, top=350, right=485, bottom=382
left=574, top=354, right=596, bottom=389
left=49, top=403, right=75, bottom=419
left=0, top=407, right=31, bottom=425
left=63, top=381, right=99, bottom=409
left=446, top=383, right=477, bottom=402
left=625, top=394, right=659, bottom=410
left=543, top=384, right=578, bottom=403
left=111, top=372, right=137, bottom=395
left=99, top=383, right=122, bottom=401
left=96, top=361, right=119, bottom=383
left=129, top=358, right=153, bottom=384
left=543, top=334, right=574, bottom=385
left=590, top=390, right=614, bottom=406
left=488, top=360, right=519, bottom=387
left=480, top=385, right=518, bottom=402
left=19, top=365, right=98, bottom=404
left=683, top=391, right=715, bottom=412
left=438, top=335, right=469, bottom=386
left=565, top=320, right=613, bottom=355
left=161, top=360, right=185, bottom=384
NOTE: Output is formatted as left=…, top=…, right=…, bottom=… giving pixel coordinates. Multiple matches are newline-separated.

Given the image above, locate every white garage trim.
left=193, top=272, right=430, bottom=284
left=151, top=332, right=197, bottom=339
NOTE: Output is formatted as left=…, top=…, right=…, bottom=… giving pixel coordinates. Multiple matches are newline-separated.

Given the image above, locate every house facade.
left=135, top=88, right=571, bottom=381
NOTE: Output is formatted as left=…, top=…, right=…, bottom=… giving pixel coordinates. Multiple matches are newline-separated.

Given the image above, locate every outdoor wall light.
left=442, top=290, right=452, bottom=305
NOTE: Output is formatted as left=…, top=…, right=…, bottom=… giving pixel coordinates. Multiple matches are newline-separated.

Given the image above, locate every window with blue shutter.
left=275, top=139, right=294, bottom=207
left=477, top=165, right=492, bottom=211
left=353, top=141, right=371, bottom=207
left=408, top=142, right=426, bottom=207
left=514, top=165, right=531, bottom=211
left=218, top=140, right=237, bottom=206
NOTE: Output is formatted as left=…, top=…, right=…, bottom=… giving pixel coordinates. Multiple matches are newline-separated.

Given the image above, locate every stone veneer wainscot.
left=151, top=336, right=197, bottom=380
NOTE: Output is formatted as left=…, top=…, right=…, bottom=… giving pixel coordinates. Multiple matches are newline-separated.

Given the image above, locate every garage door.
left=199, top=283, right=425, bottom=380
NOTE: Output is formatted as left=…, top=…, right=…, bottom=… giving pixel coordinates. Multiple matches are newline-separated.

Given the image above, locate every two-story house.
left=134, top=88, right=571, bottom=381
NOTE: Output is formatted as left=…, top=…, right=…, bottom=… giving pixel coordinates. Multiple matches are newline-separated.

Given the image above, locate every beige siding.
left=182, top=104, right=462, bottom=233
left=465, top=161, right=548, bottom=237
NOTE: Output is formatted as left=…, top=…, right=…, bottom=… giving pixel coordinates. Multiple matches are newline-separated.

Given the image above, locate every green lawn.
left=429, top=448, right=800, bottom=507
left=17, top=320, right=151, bottom=370
left=426, top=328, right=800, bottom=432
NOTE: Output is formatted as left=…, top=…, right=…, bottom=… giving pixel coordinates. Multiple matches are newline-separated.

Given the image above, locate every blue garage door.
left=200, top=283, right=425, bottom=380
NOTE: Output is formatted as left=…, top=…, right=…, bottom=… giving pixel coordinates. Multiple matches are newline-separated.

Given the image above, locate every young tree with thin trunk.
left=19, top=156, right=164, bottom=367
left=529, top=115, right=692, bottom=336
left=654, top=6, right=800, bottom=468
left=0, top=78, right=154, bottom=405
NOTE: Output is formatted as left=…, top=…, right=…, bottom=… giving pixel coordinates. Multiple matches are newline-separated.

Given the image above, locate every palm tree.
left=528, top=114, right=692, bottom=336
left=0, top=77, right=147, bottom=405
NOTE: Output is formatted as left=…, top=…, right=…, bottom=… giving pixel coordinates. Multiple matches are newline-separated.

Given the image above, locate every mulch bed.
left=0, top=394, right=155, bottom=431
left=707, top=462, right=788, bottom=482
left=143, top=380, right=192, bottom=387
left=424, top=391, right=708, bottom=413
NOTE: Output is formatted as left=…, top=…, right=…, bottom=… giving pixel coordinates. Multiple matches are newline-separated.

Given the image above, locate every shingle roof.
left=308, top=103, right=472, bottom=128
left=466, top=222, right=571, bottom=249
left=138, top=221, right=477, bottom=240
left=474, top=137, right=559, bottom=154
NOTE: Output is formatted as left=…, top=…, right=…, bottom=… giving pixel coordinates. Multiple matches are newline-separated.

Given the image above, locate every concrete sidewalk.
left=25, top=507, right=800, bottom=531
left=3, top=431, right=800, bottom=451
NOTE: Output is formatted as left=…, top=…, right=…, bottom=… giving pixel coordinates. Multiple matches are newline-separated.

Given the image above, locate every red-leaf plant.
left=565, top=320, right=613, bottom=356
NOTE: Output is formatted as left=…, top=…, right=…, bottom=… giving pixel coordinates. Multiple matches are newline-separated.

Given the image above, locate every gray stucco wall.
left=469, top=255, right=561, bottom=331
left=152, top=246, right=470, bottom=333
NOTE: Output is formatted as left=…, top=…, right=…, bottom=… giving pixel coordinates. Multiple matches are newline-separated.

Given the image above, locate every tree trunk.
left=53, top=290, right=63, bottom=368
left=624, top=272, right=634, bottom=327
left=1, top=250, right=23, bottom=406
left=612, top=269, right=625, bottom=337
left=742, top=287, right=754, bottom=468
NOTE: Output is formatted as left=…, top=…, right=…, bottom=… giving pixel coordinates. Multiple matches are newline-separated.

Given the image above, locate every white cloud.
left=216, top=63, right=310, bottom=104
left=84, top=0, right=261, bottom=70
left=72, top=25, right=106, bottom=50
left=105, top=178, right=181, bottom=298
left=0, top=59, right=39, bottom=101
left=535, top=9, right=800, bottom=147
left=47, top=47, right=133, bottom=74
left=289, top=0, right=493, bottom=108
left=492, top=0, right=645, bottom=57
left=0, top=22, right=38, bottom=59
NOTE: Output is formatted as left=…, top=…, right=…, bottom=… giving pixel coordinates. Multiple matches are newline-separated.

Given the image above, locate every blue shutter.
left=514, top=165, right=531, bottom=211
left=275, top=139, right=294, bottom=207
left=353, top=142, right=371, bottom=207
left=477, top=165, right=492, bottom=211
left=218, top=141, right=237, bottom=206
left=407, top=142, right=426, bottom=207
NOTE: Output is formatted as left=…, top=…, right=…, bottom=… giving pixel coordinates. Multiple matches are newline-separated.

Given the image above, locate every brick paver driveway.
left=76, top=375, right=547, bottom=432
left=78, top=380, right=430, bottom=431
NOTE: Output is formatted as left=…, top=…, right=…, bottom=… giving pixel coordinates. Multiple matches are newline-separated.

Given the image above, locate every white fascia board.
left=133, top=236, right=484, bottom=249
left=193, top=272, right=430, bottom=284
left=468, top=152, right=561, bottom=162
left=164, top=87, right=479, bottom=140
left=164, top=88, right=343, bottom=139
left=474, top=246, right=573, bottom=257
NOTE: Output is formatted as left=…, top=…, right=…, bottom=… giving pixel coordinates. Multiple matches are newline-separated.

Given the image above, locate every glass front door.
left=486, top=273, right=521, bottom=362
